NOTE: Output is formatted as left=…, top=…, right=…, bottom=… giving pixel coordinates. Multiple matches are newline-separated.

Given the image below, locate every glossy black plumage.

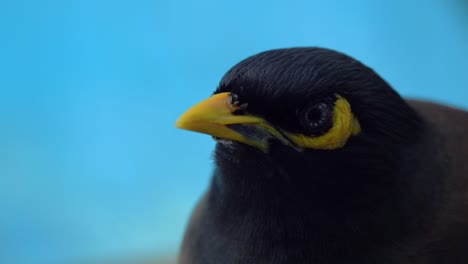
left=178, top=48, right=468, bottom=264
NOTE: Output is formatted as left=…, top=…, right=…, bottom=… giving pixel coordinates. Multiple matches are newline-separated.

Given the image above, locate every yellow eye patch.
left=285, top=95, right=361, bottom=150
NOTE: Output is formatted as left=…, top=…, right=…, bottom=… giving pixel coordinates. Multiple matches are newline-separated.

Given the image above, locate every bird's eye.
left=300, top=100, right=334, bottom=135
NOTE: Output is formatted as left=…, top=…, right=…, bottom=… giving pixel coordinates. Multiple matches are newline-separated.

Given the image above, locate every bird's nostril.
left=232, top=109, right=246, bottom=115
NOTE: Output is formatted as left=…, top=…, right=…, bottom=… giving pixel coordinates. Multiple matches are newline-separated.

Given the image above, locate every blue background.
left=1, top=0, right=467, bottom=263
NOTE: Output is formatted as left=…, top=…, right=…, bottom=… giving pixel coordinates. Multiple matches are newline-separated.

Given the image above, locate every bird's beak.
left=175, top=92, right=297, bottom=151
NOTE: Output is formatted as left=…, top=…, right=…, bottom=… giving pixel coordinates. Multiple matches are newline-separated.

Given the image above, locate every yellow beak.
left=175, top=92, right=294, bottom=151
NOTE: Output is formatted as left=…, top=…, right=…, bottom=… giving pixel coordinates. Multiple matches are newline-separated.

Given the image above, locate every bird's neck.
left=208, top=134, right=447, bottom=262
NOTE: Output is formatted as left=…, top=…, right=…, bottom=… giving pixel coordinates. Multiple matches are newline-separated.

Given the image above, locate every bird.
left=174, top=47, right=468, bottom=264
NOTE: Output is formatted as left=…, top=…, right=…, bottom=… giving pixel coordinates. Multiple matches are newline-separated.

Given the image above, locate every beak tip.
left=174, top=117, right=186, bottom=129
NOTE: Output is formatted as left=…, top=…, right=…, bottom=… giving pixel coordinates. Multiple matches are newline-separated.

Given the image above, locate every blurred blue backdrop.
left=1, top=0, right=467, bottom=263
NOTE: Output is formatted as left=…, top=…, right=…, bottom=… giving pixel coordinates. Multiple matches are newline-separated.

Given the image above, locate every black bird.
left=175, top=48, right=468, bottom=264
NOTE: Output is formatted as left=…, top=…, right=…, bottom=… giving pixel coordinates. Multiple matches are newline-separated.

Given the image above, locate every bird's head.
left=176, top=48, right=424, bottom=209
